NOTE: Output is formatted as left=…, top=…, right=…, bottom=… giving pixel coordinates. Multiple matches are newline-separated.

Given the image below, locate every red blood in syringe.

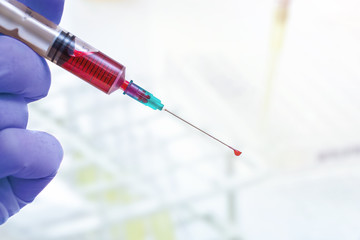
left=61, top=50, right=126, bottom=94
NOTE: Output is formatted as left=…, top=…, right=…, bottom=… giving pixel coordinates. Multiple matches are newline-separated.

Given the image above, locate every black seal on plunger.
left=47, top=31, right=75, bottom=65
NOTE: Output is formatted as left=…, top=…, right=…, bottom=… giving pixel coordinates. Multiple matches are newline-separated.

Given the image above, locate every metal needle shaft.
left=164, top=108, right=241, bottom=155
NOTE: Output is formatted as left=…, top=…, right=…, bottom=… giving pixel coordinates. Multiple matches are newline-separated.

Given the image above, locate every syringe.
left=0, top=0, right=241, bottom=156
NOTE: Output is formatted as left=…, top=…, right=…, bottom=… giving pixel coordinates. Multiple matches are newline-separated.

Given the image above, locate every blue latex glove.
left=0, top=0, right=65, bottom=224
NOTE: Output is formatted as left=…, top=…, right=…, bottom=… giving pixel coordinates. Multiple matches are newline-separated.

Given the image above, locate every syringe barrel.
left=47, top=32, right=126, bottom=94
left=0, top=0, right=126, bottom=94
left=0, top=0, right=60, bottom=56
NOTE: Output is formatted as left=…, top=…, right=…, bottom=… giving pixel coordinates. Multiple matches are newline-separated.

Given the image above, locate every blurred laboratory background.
left=2, top=0, right=360, bottom=239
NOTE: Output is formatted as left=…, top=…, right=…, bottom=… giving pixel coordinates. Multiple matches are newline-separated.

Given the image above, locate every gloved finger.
left=8, top=174, right=56, bottom=205
left=17, top=0, right=65, bottom=24
left=0, top=178, right=20, bottom=225
left=0, top=36, right=51, bottom=102
left=0, top=128, right=63, bottom=179
left=0, top=94, right=28, bottom=131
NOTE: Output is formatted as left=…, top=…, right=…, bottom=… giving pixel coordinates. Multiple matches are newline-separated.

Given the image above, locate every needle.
left=164, top=109, right=242, bottom=156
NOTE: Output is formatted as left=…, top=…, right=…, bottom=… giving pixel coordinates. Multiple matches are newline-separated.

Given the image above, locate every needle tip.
left=234, top=150, right=242, bottom=156
left=165, top=109, right=242, bottom=156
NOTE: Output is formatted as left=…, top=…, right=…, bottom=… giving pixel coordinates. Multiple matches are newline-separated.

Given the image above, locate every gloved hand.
left=0, top=0, right=65, bottom=224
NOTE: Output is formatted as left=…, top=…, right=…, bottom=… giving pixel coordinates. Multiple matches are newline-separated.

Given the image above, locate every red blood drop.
left=234, top=150, right=242, bottom=156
